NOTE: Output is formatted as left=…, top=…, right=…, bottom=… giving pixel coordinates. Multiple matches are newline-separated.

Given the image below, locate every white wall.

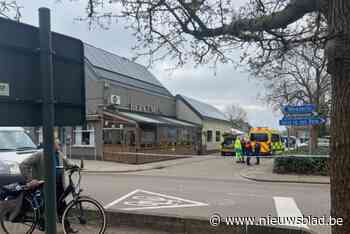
left=202, top=119, right=232, bottom=151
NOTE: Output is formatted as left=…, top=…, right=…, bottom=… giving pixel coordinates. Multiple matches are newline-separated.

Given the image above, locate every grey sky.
left=16, top=0, right=283, bottom=130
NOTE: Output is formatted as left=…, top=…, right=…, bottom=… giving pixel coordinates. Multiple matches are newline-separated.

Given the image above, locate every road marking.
left=104, top=189, right=208, bottom=210
left=104, top=189, right=140, bottom=209
left=273, top=196, right=309, bottom=229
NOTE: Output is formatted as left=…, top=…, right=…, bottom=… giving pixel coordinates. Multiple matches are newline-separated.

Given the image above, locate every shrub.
left=273, top=156, right=329, bottom=176
left=283, top=147, right=330, bottom=155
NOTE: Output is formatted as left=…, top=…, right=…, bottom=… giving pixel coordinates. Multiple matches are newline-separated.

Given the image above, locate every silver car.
left=0, top=127, right=39, bottom=175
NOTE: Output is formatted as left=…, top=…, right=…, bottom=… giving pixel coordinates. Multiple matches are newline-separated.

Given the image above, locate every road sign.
left=279, top=117, right=326, bottom=126
left=282, top=104, right=316, bottom=115
left=0, top=15, right=85, bottom=126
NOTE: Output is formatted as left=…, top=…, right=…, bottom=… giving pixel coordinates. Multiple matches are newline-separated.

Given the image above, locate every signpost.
left=279, top=117, right=326, bottom=126
left=0, top=9, right=85, bottom=234
left=39, top=8, right=57, bottom=234
left=282, top=104, right=316, bottom=115
left=279, top=104, right=327, bottom=155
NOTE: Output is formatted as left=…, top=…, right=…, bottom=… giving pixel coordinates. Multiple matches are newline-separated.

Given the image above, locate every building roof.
left=176, top=95, right=229, bottom=122
left=107, top=111, right=198, bottom=128
left=84, top=44, right=173, bottom=97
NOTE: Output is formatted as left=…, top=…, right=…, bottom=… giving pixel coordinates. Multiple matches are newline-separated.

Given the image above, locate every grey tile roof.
left=84, top=44, right=172, bottom=97
left=177, top=95, right=229, bottom=122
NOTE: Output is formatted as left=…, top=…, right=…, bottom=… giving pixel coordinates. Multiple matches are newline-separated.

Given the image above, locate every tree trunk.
left=329, top=63, right=350, bottom=234
left=326, top=1, right=350, bottom=233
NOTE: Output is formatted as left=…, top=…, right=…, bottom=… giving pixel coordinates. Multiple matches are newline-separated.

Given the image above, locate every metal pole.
left=309, top=125, right=312, bottom=155
left=287, top=127, right=290, bottom=152
left=39, top=8, right=57, bottom=234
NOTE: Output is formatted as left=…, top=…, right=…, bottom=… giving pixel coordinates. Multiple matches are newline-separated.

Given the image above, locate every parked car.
left=0, top=127, right=39, bottom=175
left=0, top=159, right=25, bottom=186
left=299, top=138, right=330, bottom=148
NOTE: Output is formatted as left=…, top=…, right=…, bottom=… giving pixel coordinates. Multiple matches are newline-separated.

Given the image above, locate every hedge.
left=273, top=156, right=329, bottom=176
left=282, top=146, right=330, bottom=156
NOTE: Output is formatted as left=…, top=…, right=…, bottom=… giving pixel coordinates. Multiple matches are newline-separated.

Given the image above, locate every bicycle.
left=0, top=166, right=107, bottom=234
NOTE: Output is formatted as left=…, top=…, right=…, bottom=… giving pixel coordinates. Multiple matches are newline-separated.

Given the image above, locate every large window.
left=178, top=128, right=191, bottom=145
left=141, top=131, right=156, bottom=145
left=167, top=128, right=177, bottom=143
left=216, top=131, right=221, bottom=142
left=103, top=130, right=123, bottom=145
left=73, top=124, right=95, bottom=146
left=207, top=130, right=213, bottom=142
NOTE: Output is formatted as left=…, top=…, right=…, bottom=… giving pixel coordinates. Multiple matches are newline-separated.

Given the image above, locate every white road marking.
left=104, top=189, right=140, bottom=209
left=103, top=189, right=208, bottom=210
left=273, top=196, right=309, bottom=229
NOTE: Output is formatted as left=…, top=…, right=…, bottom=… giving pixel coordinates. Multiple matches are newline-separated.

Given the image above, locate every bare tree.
left=82, top=0, right=350, bottom=233
left=254, top=44, right=331, bottom=150
left=0, top=1, right=21, bottom=21
left=224, top=103, right=248, bottom=130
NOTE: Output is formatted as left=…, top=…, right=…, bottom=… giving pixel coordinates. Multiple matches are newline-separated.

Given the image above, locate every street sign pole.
left=39, top=8, right=57, bottom=234
left=309, top=126, right=312, bottom=155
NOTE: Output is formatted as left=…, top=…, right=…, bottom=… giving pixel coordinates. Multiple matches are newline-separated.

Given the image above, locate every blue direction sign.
left=279, top=117, right=326, bottom=126
left=282, top=104, right=316, bottom=115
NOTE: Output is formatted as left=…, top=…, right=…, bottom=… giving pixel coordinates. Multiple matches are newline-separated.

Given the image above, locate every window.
left=73, top=124, right=95, bottom=146
left=103, top=130, right=123, bottom=145
left=207, top=130, right=213, bottom=142
left=0, top=130, right=36, bottom=150
left=178, top=128, right=191, bottom=145
left=271, top=134, right=281, bottom=142
left=141, top=131, right=156, bottom=144
left=167, top=128, right=177, bottom=143
left=250, top=133, right=269, bottom=142
left=216, top=131, right=221, bottom=142
left=223, top=137, right=234, bottom=146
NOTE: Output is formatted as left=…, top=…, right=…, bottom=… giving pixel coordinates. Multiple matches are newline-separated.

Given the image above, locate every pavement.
left=72, top=155, right=219, bottom=173
left=74, top=155, right=330, bottom=184
left=77, top=157, right=330, bottom=234
left=7, top=224, right=170, bottom=234
left=67, top=155, right=332, bottom=234
left=239, top=158, right=330, bottom=184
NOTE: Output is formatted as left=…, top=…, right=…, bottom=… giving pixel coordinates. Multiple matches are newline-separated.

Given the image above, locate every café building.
left=69, top=44, right=200, bottom=161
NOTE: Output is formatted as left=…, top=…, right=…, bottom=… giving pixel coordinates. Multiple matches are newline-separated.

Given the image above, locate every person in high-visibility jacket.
left=234, top=137, right=244, bottom=163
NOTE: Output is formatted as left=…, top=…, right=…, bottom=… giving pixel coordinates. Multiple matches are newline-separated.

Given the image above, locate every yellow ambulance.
left=249, top=127, right=284, bottom=155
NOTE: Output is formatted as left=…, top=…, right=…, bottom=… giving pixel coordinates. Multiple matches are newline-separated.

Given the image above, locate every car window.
left=250, top=133, right=269, bottom=142
left=0, top=131, right=36, bottom=150
left=271, top=134, right=280, bottom=142
left=223, top=138, right=234, bottom=146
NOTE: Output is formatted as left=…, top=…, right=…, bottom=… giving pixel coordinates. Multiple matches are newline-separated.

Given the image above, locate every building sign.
left=130, top=104, right=159, bottom=113
left=0, top=82, right=9, bottom=96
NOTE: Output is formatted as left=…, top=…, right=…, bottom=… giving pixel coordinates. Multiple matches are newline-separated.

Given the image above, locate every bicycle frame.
left=58, top=168, right=83, bottom=206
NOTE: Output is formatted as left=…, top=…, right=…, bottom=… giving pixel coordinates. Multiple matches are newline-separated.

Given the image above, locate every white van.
left=0, top=127, right=39, bottom=175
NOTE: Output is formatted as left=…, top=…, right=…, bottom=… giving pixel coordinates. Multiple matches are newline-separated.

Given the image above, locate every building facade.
left=176, top=95, right=232, bottom=153
left=69, top=44, right=200, bottom=161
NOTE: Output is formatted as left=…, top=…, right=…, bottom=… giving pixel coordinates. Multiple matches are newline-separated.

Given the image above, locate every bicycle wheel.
left=62, top=197, right=106, bottom=234
left=1, top=198, right=38, bottom=234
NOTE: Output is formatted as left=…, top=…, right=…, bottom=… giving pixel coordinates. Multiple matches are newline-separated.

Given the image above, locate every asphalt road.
left=81, top=158, right=331, bottom=234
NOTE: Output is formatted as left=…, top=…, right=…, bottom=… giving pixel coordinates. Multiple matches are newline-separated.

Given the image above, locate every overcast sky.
left=15, top=0, right=283, bottom=129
